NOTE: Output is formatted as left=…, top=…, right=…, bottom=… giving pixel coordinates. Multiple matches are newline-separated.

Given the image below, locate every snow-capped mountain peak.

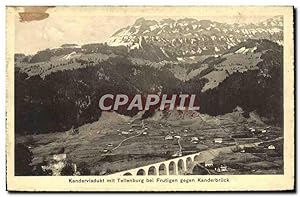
left=106, top=16, right=283, bottom=60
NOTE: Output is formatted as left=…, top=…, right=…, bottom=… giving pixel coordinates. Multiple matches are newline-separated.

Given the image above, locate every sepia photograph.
left=5, top=6, right=295, bottom=191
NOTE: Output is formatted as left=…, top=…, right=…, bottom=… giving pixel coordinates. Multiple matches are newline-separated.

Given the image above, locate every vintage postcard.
left=6, top=6, right=294, bottom=191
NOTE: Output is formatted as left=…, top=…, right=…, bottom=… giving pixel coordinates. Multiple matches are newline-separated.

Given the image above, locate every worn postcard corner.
left=6, top=6, right=294, bottom=192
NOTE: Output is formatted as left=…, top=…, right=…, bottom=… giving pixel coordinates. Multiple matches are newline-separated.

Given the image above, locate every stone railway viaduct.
left=108, top=143, right=259, bottom=176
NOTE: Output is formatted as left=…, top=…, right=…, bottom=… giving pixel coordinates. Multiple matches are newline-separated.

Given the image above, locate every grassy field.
left=16, top=110, right=283, bottom=175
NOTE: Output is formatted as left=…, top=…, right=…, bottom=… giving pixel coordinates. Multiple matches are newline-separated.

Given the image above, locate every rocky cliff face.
left=106, top=16, right=283, bottom=60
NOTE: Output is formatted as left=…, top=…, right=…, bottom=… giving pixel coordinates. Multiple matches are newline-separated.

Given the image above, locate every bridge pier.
left=177, top=159, right=185, bottom=174
left=166, top=164, right=170, bottom=175
left=111, top=144, right=245, bottom=177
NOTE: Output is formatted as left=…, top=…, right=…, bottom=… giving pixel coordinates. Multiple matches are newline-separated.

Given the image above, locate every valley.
left=16, top=109, right=283, bottom=175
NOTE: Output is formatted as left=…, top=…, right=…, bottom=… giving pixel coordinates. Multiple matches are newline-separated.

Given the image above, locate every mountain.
left=184, top=39, right=283, bottom=91
left=199, top=39, right=283, bottom=125
left=106, top=16, right=283, bottom=61
left=16, top=16, right=283, bottom=66
left=14, top=16, right=283, bottom=135
left=15, top=38, right=283, bottom=134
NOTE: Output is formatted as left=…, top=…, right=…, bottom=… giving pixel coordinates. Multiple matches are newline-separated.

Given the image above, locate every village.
left=34, top=111, right=283, bottom=176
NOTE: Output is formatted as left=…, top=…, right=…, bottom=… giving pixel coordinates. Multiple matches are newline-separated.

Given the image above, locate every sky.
left=13, top=7, right=278, bottom=55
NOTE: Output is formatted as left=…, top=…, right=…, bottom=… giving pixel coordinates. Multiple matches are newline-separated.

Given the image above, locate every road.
left=111, top=131, right=143, bottom=152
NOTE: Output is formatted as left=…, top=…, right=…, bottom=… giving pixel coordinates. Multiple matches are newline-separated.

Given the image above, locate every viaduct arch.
left=108, top=142, right=260, bottom=176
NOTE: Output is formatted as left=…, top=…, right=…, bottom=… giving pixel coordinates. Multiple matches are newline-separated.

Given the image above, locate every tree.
left=15, top=144, right=33, bottom=175
left=77, top=162, right=90, bottom=175
left=60, top=161, right=74, bottom=175
left=32, top=163, right=52, bottom=176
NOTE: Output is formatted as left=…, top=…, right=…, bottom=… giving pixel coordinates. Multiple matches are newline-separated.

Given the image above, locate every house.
left=142, top=132, right=148, bottom=135
left=121, top=131, right=129, bottom=135
left=53, top=153, right=67, bottom=162
left=184, top=129, right=188, bottom=133
left=261, top=129, right=267, bottom=133
left=191, top=137, right=199, bottom=142
left=174, top=135, right=181, bottom=139
left=268, top=145, right=276, bottom=150
left=165, top=135, right=173, bottom=140
left=199, top=136, right=206, bottom=140
left=220, top=165, right=228, bottom=172
left=172, top=151, right=182, bottom=157
left=107, top=143, right=113, bottom=147
left=214, top=138, right=223, bottom=143
left=205, top=160, right=214, bottom=167
left=215, top=164, right=228, bottom=172
left=128, top=128, right=134, bottom=133
left=191, top=137, right=199, bottom=144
